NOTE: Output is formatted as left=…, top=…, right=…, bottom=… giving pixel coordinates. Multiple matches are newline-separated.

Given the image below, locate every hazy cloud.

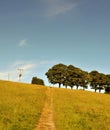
left=44, top=0, right=77, bottom=17
left=0, top=70, right=17, bottom=81
left=0, top=72, right=8, bottom=78
left=12, top=60, right=36, bottom=70
left=0, top=59, right=57, bottom=83
left=0, top=60, right=36, bottom=81
left=18, top=39, right=28, bottom=47
left=21, top=64, right=36, bottom=70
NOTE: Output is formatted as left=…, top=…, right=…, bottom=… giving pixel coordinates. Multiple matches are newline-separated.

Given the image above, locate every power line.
left=8, top=73, right=10, bottom=81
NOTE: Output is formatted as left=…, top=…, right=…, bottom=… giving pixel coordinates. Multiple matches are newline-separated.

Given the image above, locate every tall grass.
left=0, top=80, right=46, bottom=130
left=53, top=88, right=110, bottom=130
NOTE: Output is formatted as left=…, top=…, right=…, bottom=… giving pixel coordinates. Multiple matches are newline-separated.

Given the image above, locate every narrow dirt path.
left=34, top=87, right=56, bottom=130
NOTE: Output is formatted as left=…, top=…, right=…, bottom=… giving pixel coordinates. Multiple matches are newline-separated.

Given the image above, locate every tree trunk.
left=83, top=87, right=85, bottom=90
left=76, top=86, right=79, bottom=89
left=59, top=83, right=61, bottom=88
left=99, top=89, right=101, bottom=93
left=71, top=86, right=73, bottom=90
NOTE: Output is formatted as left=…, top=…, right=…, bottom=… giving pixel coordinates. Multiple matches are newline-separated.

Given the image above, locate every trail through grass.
left=0, top=80, right=46, bottom=130
left=35, top=87, right=56, bottom=130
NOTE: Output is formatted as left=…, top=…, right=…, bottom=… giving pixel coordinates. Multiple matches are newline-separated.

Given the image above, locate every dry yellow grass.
left=0, top=80, right=46, bottom=130
left=53, top=88, right=110, bottom=130
left=0, top=80, right=110, bottom=130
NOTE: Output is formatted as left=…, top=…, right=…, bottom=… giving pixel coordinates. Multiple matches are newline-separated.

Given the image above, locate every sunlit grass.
left=53, top=88, right=110, bottom=130
left=1, top=80, right=110, bottom=130
left=0, top=80, right=46, bottom=130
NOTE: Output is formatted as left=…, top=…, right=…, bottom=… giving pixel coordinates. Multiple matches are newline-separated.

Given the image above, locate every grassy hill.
left=0, top=80, right=110, bottom=130
left=0, top=80, right=46, bottom=130
left=53, top=88, right=110, bottom=130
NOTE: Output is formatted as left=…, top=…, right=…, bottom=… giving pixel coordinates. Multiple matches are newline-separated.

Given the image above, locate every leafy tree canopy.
left=45, top=63, right=110, bottom=93
left=45, top=63, right=67, bottom=88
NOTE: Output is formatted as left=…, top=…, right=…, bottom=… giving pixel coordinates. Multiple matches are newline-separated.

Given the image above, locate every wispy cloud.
left=0, top=72, right=8, bottom=79
left=12, top=60, right=36, bottom=70
left=0, top=60, right=36, bottom=82
left=0, top=70, right=17, bottom=81
left=44, top=0, right=77, bottom=17
left=0, top=59, right=57, bottom=84
left=18, top=39, right=28, bottom=47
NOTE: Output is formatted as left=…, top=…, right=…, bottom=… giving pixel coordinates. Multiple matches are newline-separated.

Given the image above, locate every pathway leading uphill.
left=35, top=87, right=56, bottom=130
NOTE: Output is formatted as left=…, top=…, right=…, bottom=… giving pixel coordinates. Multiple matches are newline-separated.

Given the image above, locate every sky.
left=0, top=0, right=110, bottom=86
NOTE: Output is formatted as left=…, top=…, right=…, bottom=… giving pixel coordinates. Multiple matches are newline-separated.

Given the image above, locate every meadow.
left=0, top=80, right=110, bottom=130
left=53, top=88, right=110, bottom=130
left=0, top=80, right=46, bottom=130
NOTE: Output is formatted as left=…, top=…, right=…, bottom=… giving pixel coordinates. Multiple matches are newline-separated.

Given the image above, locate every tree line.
left=45, top=63, right=110, bottom=93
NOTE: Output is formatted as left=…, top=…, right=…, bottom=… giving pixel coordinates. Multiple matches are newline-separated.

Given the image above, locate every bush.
left=31, top=77, right=45, bottom=85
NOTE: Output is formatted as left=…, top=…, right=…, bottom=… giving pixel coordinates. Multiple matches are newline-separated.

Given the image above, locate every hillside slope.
left=0, top=80, right=46, bottom=130
left=53, top=88, right=110, bottom=130
left=0, top=80, right=110, bottom=130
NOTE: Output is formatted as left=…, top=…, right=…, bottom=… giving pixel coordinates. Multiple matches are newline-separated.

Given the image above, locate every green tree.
left=89, top=70, right=100, bottom=92
left=105, top=74, right=110, bottom=93
left=98, top=73, right=107, bottom=93
left=31, top=77, right=44, bottom=85
left=105, top=87, right=110, bottom=93
left=89, top=71, right=106, bottom=92
left=45, top=63, right=67, bottom=88
left=46, top=63, right=90, bottom=90
left=63, top=65, right=90, bottom=90
left=78, top=70, right=90, bottom=90
left=63, top=65, right=78, bottom=89
left=106, top=74, right=110, bottom=87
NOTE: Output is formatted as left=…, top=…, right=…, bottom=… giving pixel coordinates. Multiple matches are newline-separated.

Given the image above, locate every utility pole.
left=8, top=73, right=10, bottom=81
left=18, top=68, right=23, bottom=82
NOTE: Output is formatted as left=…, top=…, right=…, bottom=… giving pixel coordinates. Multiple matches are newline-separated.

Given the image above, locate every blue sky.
left=0, top=0, right=110, bottom=85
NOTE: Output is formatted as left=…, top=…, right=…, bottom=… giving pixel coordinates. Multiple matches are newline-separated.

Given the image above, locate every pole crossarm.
left=18, top=68, right=24, bottom=81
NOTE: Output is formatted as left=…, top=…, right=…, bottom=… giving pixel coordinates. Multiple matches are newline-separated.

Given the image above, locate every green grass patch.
left=0, top=80, right=46, bottom=130
left=53, top=88, right=110, bottom=130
